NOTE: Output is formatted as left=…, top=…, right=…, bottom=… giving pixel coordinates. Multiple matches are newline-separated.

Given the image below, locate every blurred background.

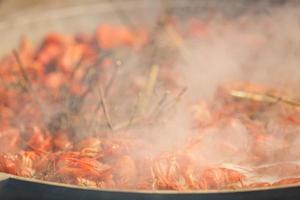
left=0, top=0, right=101, bottom=16
left=0, top=0, right=293, bottom=56
left=0, top=0, right=290, bottom=17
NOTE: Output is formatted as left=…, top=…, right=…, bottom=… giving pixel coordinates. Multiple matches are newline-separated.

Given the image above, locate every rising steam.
left=140, top=1, right=300, bottom=178
left=2, top=0, right=300, bottom=189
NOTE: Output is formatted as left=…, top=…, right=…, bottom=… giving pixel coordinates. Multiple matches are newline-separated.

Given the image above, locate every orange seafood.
left=0, top=19, right=300, bottom=192
left=55, top=152, right=110, bottom=179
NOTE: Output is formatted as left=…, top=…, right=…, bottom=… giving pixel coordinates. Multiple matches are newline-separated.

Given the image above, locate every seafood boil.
left=1, top=6, right=300, bottom=192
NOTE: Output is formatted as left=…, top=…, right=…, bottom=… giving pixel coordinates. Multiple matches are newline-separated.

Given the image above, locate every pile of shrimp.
left=1, top=20, right=300, bottom=191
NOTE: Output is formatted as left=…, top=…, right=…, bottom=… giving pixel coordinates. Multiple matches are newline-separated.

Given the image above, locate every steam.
left=140, top=1, right=300, bottom=181
left=182, top=4, right=300, bottom=100
left=3, top=0, right=300, bottom=189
